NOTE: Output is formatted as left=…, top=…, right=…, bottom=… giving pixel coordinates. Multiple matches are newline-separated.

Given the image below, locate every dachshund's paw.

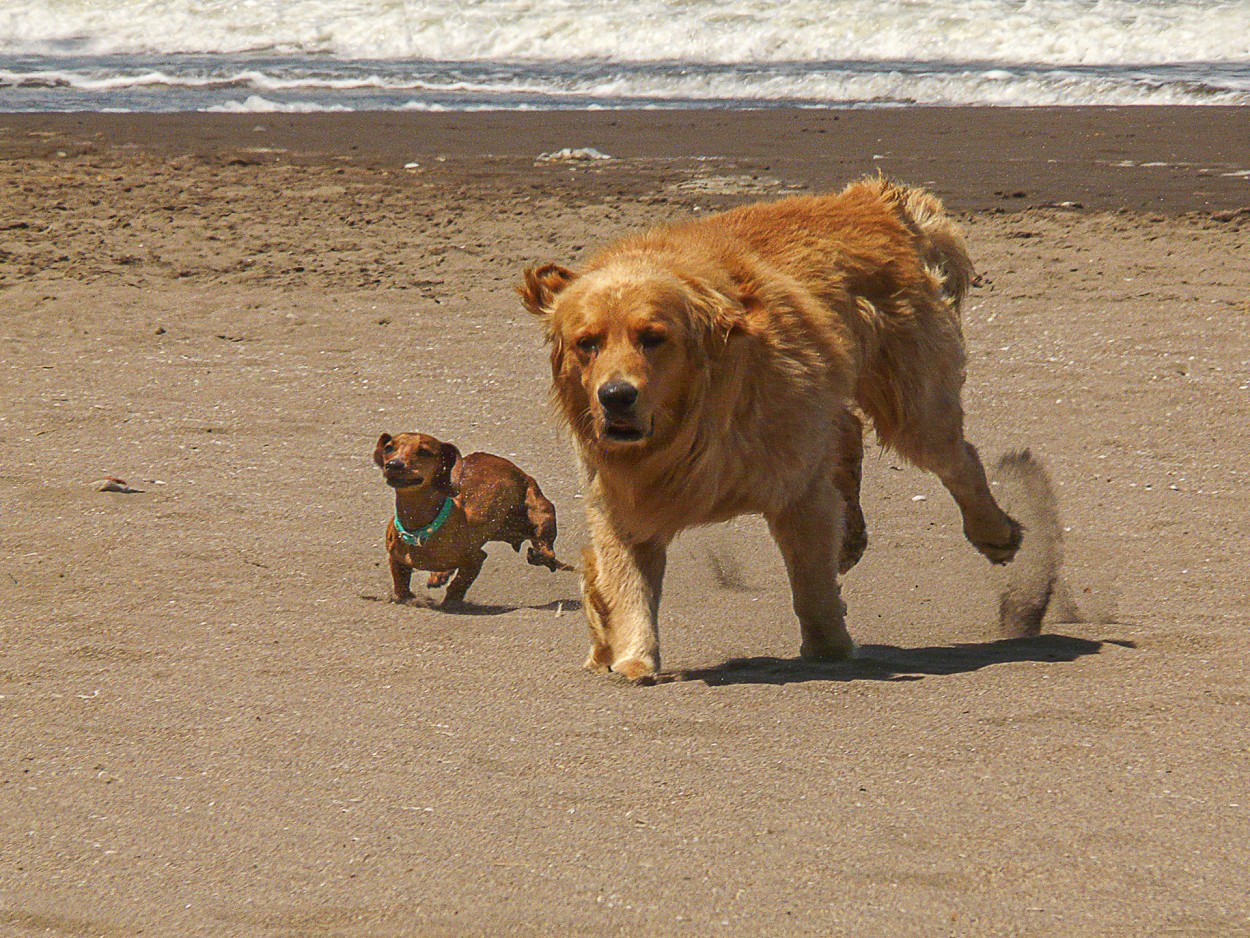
left=527, top=546, right=576, bottom=572
left=389, top=591, right=418, bottom=605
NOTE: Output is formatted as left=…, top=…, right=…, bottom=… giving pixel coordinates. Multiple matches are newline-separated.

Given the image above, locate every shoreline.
left=3, top=106, right=1248, bottom=214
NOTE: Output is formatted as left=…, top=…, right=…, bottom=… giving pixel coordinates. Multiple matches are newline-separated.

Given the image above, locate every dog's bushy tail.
left=873, top=177, right=976, bottom=312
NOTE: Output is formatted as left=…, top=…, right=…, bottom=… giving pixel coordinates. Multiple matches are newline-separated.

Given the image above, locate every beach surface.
left=2, top=108, right=1248, bottom=936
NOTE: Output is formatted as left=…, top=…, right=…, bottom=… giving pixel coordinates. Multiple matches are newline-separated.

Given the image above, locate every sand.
left=2, top=108, right=1248, bottom=936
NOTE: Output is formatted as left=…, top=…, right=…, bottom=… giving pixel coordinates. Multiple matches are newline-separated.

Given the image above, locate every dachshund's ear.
left=373, top=433, right=393, bottom=467
left=434, top=442, right=464, bottom=497
left=518, top=263, right=577, bottom=316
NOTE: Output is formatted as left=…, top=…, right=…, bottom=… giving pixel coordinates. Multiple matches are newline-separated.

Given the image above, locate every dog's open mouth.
left=385, top=473, right=424, bottom=488
left=602, top=417, right=650, bottom=444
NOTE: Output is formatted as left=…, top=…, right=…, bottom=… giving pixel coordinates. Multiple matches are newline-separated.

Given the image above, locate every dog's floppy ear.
left=679, top=274, right=753, bottom=352
left=373, top=433, right=393, bottom=467
left=518, top=263, right=577, bottom=316
left=433, top=441, right=464, bottom=497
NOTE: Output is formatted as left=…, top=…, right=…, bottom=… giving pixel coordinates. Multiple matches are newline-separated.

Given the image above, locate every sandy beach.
left=2, top=108, right=1248, bottom=936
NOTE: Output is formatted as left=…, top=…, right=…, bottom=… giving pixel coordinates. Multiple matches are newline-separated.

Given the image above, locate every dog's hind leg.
left=919, top=437, right=1022, bottom=564
left=443, top=549, right=486, bottom=604
left=522, top=478, right=575, bottom=572
left=832, top=409, right=867, bottom=574
left=427, top=570, right=454, bottom=589
left=881, top=365, right=1022, bottom=564
left=766, top=480, right=856, bottom=661
left=862, top=286, right=1021, bottom=565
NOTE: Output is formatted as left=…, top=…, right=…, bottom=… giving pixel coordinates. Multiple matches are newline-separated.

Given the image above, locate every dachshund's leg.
left=443, top=549, right=486, bottom=604
left=427, top=570, right=454, bottom=589
left=523, top=478, right=574, bottom=571
left=389, top=556, right=415, bottom=603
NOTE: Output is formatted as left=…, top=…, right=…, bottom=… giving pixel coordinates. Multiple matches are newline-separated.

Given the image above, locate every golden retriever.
left=518, top=176, right=1022, bottom=682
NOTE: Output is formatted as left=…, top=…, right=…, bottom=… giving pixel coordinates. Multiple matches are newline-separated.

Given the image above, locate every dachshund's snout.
left=382, top=457, right=423, bottom=487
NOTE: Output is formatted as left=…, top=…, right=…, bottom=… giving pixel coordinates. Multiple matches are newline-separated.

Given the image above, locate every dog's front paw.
left=799, top=637, right=857, bottom=662
left=390, top=591, right=418, bottom=605
left=610, top=656, right=659, bottom=685
left=580, top=655, right=610, bottom=675
left=583, top=645, right=613, bottom=675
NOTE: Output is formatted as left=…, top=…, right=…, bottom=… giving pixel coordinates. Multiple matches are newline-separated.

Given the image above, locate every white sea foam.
left=4, top=0, right=1249, bottom=65
left=0, top=67, right=400, bottom=92
left=4, top=62, right=1247, bottom=109
left=2, top=1, right=1247, bottom=110
left=204, top=94, right=353, bottom=113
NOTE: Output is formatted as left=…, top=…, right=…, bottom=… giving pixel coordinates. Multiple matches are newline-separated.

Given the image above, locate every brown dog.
left=374, top=432, right=573, bottom=604
left=519, top=176, right=1023, bottom=681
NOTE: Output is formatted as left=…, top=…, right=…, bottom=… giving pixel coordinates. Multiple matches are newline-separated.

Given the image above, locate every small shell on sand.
left=92, top=477, right=143, bottom=494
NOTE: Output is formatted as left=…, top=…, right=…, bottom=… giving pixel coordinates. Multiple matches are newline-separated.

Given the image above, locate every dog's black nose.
left=598, top=379, right=639, bottom=412
left=384, top=459, right=406, bottom=472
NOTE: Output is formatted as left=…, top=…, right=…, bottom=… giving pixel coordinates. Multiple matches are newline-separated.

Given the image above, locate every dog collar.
left=394, top=497, right=454, bottom=547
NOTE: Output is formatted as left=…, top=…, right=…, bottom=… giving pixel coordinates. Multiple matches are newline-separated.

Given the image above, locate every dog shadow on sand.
left=439, top=597, right=583, bottom=618
left=667, top=633, right=1133, bottom=687
left=360, top=592, right=583, bottom=618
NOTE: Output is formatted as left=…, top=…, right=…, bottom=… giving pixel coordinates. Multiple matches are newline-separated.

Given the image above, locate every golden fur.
left=519, top=177, right=1022, bottom=682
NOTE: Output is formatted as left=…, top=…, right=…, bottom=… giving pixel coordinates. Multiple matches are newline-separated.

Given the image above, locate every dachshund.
left=374, top=432, right=573, bottom=604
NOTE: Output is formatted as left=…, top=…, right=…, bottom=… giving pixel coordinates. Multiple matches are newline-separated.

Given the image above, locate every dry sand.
left=2, top=108, right=1248, bottom=936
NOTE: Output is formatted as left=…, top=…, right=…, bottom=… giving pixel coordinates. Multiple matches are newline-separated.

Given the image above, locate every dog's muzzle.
left=597, top=377, right=650, bottom=445
left=597, top=379, right=649, bottom=443
left=384, top=460, right=424, bottom=487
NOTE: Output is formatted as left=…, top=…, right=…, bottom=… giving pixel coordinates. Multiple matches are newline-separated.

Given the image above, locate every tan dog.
left=519, top=176, right=1022, bottom=681
left=375, top=432, right=573, bottom=605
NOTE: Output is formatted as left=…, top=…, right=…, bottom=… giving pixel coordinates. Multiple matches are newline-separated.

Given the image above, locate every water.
left=2, top=0, right=1248, bottom=111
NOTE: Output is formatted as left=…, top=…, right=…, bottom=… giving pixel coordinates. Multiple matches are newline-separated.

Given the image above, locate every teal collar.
left=394, top=497, right=455, bottom=547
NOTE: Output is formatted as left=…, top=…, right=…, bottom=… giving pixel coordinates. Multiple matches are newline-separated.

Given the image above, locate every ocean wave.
left=3, top=0, right=1249, bottom=66
left=0, top=67, right=398, bottom=92
left=3, top=60, right=1247, bottom=110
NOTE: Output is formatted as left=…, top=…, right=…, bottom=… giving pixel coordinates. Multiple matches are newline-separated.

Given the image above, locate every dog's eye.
left=575, top=335, right=599, bottom=355
left=638, top=330, right=667, bottom=350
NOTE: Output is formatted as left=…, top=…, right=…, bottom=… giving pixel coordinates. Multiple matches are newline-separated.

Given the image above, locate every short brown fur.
left=520, top=177, right=1022, bottom=680
left=374, top=432, right=573, bottom=605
